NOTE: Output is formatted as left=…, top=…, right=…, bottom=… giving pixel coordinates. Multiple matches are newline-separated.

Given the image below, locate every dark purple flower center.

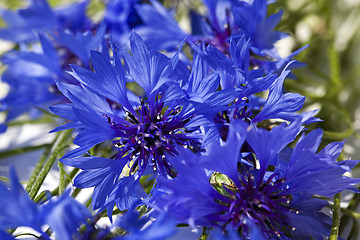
left=200, top=8, right=233, bottom=54
left=211, top=172, right=297, bottom=238
left=215, top=97, right=250, bottom=140
left=110, top=96, right=201, bottom=177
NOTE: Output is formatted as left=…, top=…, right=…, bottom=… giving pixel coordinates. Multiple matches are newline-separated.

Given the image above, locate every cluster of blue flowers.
left=0, top=0, right=359, bottom=239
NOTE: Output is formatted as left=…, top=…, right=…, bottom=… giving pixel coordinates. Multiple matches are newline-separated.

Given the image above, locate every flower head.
left=113, top=201, right=177, bottom=240
left=231, top=0, right=288, bottom=58
left=103, top=0, right=143, bottom=47
left=0, top=0, right=92, bottom=43
left=0, top=167, right=90, bottom=240
left=135, top=0, right=288, bottom=58
left=152, top=120, right=359, bottom=239
left=52, top=32, right=236, bottom=213
left=0, top=24, right=105, bottom=131
left=134, top=0, right=191, bottom=51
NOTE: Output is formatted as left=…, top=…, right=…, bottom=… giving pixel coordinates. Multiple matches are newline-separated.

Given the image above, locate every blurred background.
left=271, top=0, right=360, bottom=155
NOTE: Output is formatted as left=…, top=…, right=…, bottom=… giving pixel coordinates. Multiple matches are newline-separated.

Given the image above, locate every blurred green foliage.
left=268, top=0, right=360, bottom=144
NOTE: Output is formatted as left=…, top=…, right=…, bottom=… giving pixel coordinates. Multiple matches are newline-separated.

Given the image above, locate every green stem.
left=51, top=167, right=80, bottom=196
left=323, top=128, right=354, bottom=141
left=0, top=176, right=9, bottom=182
left=71, top=187, right=81, bottom=198
left=58, top=161, right=65, bottom=195
left=341, top=208, right=360, bottom=219
left=330, top=193, right=341, bottom=240
left=29, top=130, right=72, bottom=200
left=198, top=227, right=211, bottom=240
left=86, top=198, right=92, bottom=208
left=34, top=190, right=52, bottom=203
left=25, top=140, right=56, bottom=192
left=327, top=45, right=342, bottom=100
left=0, top=144, right=51, bottom=159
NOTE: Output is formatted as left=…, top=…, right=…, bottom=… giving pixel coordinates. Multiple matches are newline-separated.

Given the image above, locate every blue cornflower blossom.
left=0, top=168, right=90, bottom=240
left=191, top=38, right=317, bottom=141
left=209, top=222, right=265, bottom=239
left=151, top=120, right=359, bottom=239
left=135, top=0, right=234, bottom=51
left=0, top=24, right=105, bottom=132
left=51, top=32, right=237, bottom=214
left=1, top=0, right=357, bottom=239
left=0, top=0, right=92, bottom=43
left=231, top=0, right=288, bottom=58
left=134, top=0, right=193, bottom=51
left=0, top=168, right=177, bottom=239
left=102, top=0, right=143, bottom=47
left=113, top=201, right=177, bottom=240
left=135, top=0, right=308, bottom=96
left=75, top=200, right=177, bottom=240
left=135, top=0, right=290, bottom=58
left=0, top=35, right=65, bottom=125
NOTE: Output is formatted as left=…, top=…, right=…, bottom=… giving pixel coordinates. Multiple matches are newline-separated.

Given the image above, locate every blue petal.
left=246, top=119, right=302, bottom=179
left=135, top=0, right=188, bottom=50
left=0, top=124, right=7, bottom=133
left=200, top=120, right=247, bottom=181
left=49, top=103, right=78, bottom=121
left=107, top=175, right=147, bottom=211
left=74, top=169, right=111, bottom=188
left=61, top=157, right=115, bottom=170
left=287, top=197, right=331, bottom=240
